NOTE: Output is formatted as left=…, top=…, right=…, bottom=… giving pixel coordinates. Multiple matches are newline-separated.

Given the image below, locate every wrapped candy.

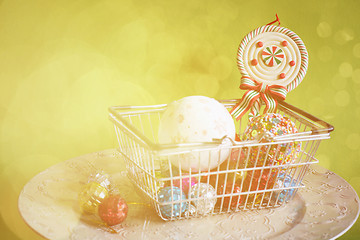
left=98, top=195, right=128, bottom=226
left=217, top=182, right=243, bottom=209
left=170, top=174, right=198, bottom=195
left=243, top=113, right=301, bottom=167
left=200, top=170, right=229, bottom=187
left=238, top=168, right=279, bottom=208
left=158, top=186, right=188, bottom=219
left=78, top=181, right=109, bottom=214
left=189, top=183, right=217, bottom=215
left=200, top=155, right=247, bottom=188
left=271, top=173, right=298, bottom=204
left=215, top=170, right=247, bottom=209
left=87, top=171, right=112, bottom=190
left=243, top=173, right=298, bottom=208
left=78, top=170, right=130, bottom=231
left=229, top=148, right=247, bottom=167
left=244, top=168, right=279, bottom=191
left=243, top=192, right=272, bottom=208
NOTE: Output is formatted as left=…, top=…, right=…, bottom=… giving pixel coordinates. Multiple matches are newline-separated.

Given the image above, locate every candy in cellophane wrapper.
left=243, top=113, right=302, bottom=168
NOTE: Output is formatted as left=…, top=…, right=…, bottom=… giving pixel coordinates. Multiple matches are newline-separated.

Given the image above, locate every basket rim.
left=109, top=99, right=334, bottom=152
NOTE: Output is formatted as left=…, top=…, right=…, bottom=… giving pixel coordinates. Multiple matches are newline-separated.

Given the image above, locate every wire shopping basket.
left=109, top=99, right=334, bottom=221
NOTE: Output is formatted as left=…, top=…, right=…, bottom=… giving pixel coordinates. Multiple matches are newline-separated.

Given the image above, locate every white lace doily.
left=18, top=149, right=359, bottom=240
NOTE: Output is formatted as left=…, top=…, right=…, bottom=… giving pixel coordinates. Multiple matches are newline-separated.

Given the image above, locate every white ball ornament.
left=158, top=96, right=235, bottom=172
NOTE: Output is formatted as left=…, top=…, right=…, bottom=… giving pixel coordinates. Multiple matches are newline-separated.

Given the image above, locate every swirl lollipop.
left=239, top=26, right=308, bottom=89
left=231, top=24, right=308, bottom=120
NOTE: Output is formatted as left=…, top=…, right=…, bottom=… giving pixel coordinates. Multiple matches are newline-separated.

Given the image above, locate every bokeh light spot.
left=334, top=90, right=350, bottom=107
left=189, top=73, right=220, bottom=97
left=209, top=56, right=233, bottom=81
left=352, top=69, right=360, bottom=84
left=316, top=22, right=332, bottom=38
left=339, top=62, right=353, bottom=78
left=355, top=90, right=360, bottom=104
left=317, top=46, right=333, bottom=62
left=334, top=28, right=355, bottom=45
left=353, top=43, right=360, bottom=58
left=331, top=73, right=348, bottom=90
left=308, top=97, right=325, bottom=116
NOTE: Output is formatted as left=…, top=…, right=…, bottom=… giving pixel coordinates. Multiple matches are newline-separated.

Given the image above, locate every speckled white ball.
left=158, top=96, right=235, bottom=172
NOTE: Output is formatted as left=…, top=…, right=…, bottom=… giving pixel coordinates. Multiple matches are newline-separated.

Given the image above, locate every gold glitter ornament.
left=78, top=181, right=109, bottom=214
left=87, top=171, right=112, bottom=190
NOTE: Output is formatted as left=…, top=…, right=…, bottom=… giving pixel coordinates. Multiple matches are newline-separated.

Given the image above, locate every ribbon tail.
left=248, top=99, right=261, bottom=122
left=230, top=90, right=260, bottom=121
left=264, top=85, right=288, bottom=113
left=261, top=93, right=276, bottom=114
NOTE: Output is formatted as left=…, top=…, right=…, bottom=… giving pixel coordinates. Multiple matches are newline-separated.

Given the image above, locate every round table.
left=18, top=149, right=360, bottom=240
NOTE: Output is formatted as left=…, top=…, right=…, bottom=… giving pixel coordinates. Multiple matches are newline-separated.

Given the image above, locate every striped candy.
left=261, top=46, right=284, bottom=67
left=231, top=25, right=308, bottom=120
left=237, top=25, right=308, bottom=92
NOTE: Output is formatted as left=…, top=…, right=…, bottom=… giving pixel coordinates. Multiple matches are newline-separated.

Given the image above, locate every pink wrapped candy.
left=171, top=174, right=198, bottom=195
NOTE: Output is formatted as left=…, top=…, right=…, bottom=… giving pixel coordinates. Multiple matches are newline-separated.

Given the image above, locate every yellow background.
left=1, top=0, right=359, bottom=239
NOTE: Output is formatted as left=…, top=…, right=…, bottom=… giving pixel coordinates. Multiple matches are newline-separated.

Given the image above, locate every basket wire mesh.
left=109, top=99, right=333, bottom=220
